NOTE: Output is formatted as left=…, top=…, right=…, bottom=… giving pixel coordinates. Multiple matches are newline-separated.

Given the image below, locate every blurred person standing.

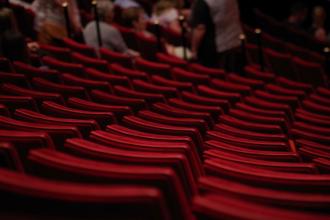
left=190, top=0, right=243, bottom=71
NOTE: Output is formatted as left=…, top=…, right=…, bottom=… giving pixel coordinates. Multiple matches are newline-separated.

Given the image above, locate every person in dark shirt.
left=0, top=7, right=28, bottom=62
left=0, top=7, right=39, bottom=62
left=190, top=0, right=243, bottom=71
left=189, top=0, right=217, bottom=67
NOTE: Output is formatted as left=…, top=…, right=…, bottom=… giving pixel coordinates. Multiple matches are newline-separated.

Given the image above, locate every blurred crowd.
left=0, top=0, right=329, bottom=69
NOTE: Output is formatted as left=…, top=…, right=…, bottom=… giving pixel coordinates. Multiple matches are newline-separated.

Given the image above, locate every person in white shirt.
left=190, top=0, right=243, bottom=71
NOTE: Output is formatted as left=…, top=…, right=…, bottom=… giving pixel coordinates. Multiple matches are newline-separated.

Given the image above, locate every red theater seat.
left=298, top=147, right=330, bottom=161
left=264, top=48, right=296, bottom=80
left=151, top=102, right=214, bottom=127
left=0, top=95, right=38, bottom=112
left=228, top=108, right=288, bottom=132
left=203, top=150, right=315, bottom=173
left=85, top=67, right=132, bottom=88
left=0, top=116, right=82, bottom=147
left=0, top=142, right=24, bottom=171
left=67, top=97, right=132, bottom=118
left=244, top=96, right=293, bottom=120
left=122, top=115, right=203, bottom=153
left=198, top=176, right=330, bottom=209
left=309, top=93, right=330, bottom=106
left=0, top=130, right=55, bottom=150
left=41, top=101, right=116, bottom=128
left=0, top=71, right=30, bottom=88
left=168, top=98, right=223, bottom=120
left=31, top=77, right=89, bottom=100
left=197, top=85, right=241, bottom=104
left=42, top=56, right=84, bottom=76
left=71, top=52, right=109, bottom=72
left=214, top=123, right=287, bottom=142
left=244, top=65, right=275, bottom=82
left=0, top=57, right=13, bottom=72
left=292, top=56, right=327, bottom=86
left=87, top=131, right=198, bottom=198
left=316, top=87, right=330, bottom=98
left=302, top=99, right=330, bottom=116
left=61, top=73, right=112, bottom=93
left=207, top=130, right=288, bottom=151
left=132, top=79, right=178, bottom=98
left=135, top=58, right=171, bottom=78
left=205, top=140, right=299, bottom=162
left=181, top=91, right=230, bottom=112
left=13, top=61, right=61, bottom=81
left=189, top=63, right=226, bottom=78
left=227, top=73, right=264, bottom=89
left=210, top=79, right=251, bottom=96
left=14, top=109, right=100, bottom=138
left=171, top=67, right=210, bottom=85
left=254, top=90, right=299, bottom=109
left=65, top=137, right=201, bottom=184
left=193, top=193, right=330, bottom=220
left=156, top=53, right=187, bottom=68
left=314, top=158, right=330, bottom=173
left=0, top=83, right=65, bottom=105
left=27, top=148, right=192, bottom=220
left=235, top=102, right=288, bottom=121
left=204, top=159, right=330, bottom=191
left=151, top=75, right=193, bottom=91
left=62, top=38, right=97, bottom=57
left=109, top=63, right=149, bottom=81
left=275, top=76, right=313, bottom=92
left=265, top=83, right=306, bottom=99
left=90, top=89, right=146, bottom=111
left=0, top=104, right=9, bottom=117
left=135, top=32, right=159, bottom=61
left=40, top=44, right=71, bottom=62
left=219, top=115, right=283, bottom=134
left=99, top=48, right=133, bottom=68
left=114, top=85, right=166, bottom=103
left=0, top=168, right=171, bottom=220
left=138, top=109, right=208, bottom=134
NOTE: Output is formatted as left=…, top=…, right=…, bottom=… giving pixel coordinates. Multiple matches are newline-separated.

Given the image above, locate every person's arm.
left=189, top=0, right=208, bottom=60
left=68, top=0, right=82, bottom=33
left=191, top=24, right=206, bottom=60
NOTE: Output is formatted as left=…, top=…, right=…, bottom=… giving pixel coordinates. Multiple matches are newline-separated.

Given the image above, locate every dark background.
left=238, top=0, right=330, bottom=30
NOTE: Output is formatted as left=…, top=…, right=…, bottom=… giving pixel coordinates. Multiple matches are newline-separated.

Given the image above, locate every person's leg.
left=218, top=47, right=243, bottom=73
left=217, top=51, right=226, bottom=70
